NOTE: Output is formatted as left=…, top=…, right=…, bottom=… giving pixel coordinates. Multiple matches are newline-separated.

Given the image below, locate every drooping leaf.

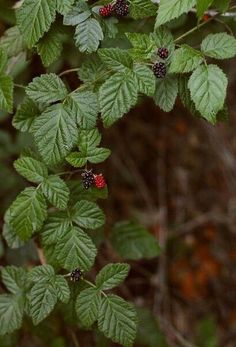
left=156, top=0, right=196, bottom=26
left=99, top=71, right=138, bottom=127
left=188, top=64, right=228, bottom=122
left=16, top=0, right=56, bottom=48
left=98, top=294, right=138, bottom=347
left=74, top=18, right=103, bottom=53
left=111, top=221, right=161, bottom=260
left=169, top=45, right=204, bottom=73
left=154, top=75, right=178, bottom=112
left=75, top=287, right=101, bottom=327
left=32, top=103, right=77, bottom=165
left=26, top=73, right=68, bottom=104
left=37, top=24, right=63, bottom=67
left=0, top=74, right=13, bottom=112
left=12, top=97, right=40, bottom=133
left=56, top=226, right=97, bottom=271
left=8, top=187, right=47, bottom=241
left=14, top=156, right=48, bottom=184
left=201, top=33, right=236, bottom=59
left=96, top=263, right=130, bottom=290
left=0, top=294, right=24, bottom=335
left=41, top=175, right=70, bottom=210
left=72, top=200, right=105, bottom=229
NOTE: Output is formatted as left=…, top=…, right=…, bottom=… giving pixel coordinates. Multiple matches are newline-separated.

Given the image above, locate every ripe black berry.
left=113, top=0, right=129, bottom=16
left=81, top=169, right=95, bottom=189
left=157, top=47, right=169, bottom=59
left=70, top=268, right=83, bottom=282
left=152, top=62, right=166, bottom=78
left=99, top=4, right=113, bottom=17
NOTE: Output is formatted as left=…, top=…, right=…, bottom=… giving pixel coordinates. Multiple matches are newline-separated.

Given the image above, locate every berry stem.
left=82, top=279, right=108, bottom=297
left=59, top=68, right=80, bottom=77
left=174, top=17, right=215, bottom=42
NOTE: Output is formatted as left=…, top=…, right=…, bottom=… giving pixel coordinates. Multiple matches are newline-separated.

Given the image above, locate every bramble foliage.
left=0, top=0, right=235, bottom=346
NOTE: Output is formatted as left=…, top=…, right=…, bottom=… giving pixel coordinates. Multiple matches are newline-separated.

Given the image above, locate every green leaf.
left=16, top=0, right=56, bottom=48
left=37, top=24, right=63, bottom=67
left=65, top=90, right=98, bottom=129
left=78, top=55, right=109, bottom=85
left=75, top=287, right=101, bottom=327
left=0, top=48, right=7, bottom=73
left=56, top=226, right=97, bottom=271
left=156, top=0, right=196, bottom=26
left=66, top=128, right=111, bottom=166
left=129, top=0, right=157, bottom=19
left=29, top=264, right=54, bottom=282
left=151, top=26, right=175, bottom=54
left=41, top=212, right=71, bottom=245
left=188, top=64, right=228, bottom=122
left=1, top=266, right=26, bottom=295
left=29, top=280, right=57, bottom=325
left=98, top=294, right=138, bottom=347
left=98, top=48, right=133, bottom=72
left=63, top=1, right=91, bottom=25
left=213, top=0, right=230, bottom=12
left=12, top=97, right=40, bottom=133
left=126, top=32, right=156, bottom=61
left=26, top=73, right=68, bottom=104
left=197, top=0, right=214, bottom=18
left=178, top=75, right=198, bottom=116
left=2, top=222, right=26, bottom=249
left=56, top=0, right=75, bottom=15
left=74, top=18, right=103, bottom=53
left=154, top=75, right=178, bottom=112
left=54, top=275, right=70, bottom=303
left=67, top=148, right=111, bottom=167
left=169, top=45, right=204, bottom=73
left=8, top=187, right=47, bottom=241
left=96, top=263, right=130, bottom=290
left=0, top=294, right=24, bottom=335
left=111, top=221, right=161, bottom=260
left=0, top=74, right=13, bottom=112
left=101, top=17, right=118, bottom=39
left=14, top=156, right=48, bottom=184
left=99, top=71, right=138, bottom=127
left=201, top=33, right=236, bottom=59
left=0, top=26, right=26, bottom=57
left=41, top=175, right=70, bottom=210
left=133, top=64, right=156, bottom=96
left=72, top=200, right=105, bottom=229
left=32, top=103, right=77, bottom=165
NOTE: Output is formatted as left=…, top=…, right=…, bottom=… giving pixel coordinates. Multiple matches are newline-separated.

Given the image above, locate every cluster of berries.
left=152, top=47, right=169, bottom=79
left=99, top=0, right=129, bottom=18
left=81, top=169, right=106, bottom=190
left=70, top=268, right=83, bottom=282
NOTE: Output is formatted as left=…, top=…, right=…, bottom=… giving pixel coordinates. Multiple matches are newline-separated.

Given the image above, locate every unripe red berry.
left=99, top=4, right=113, bottom=17
left=94, top=174, right=106, bottom=189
